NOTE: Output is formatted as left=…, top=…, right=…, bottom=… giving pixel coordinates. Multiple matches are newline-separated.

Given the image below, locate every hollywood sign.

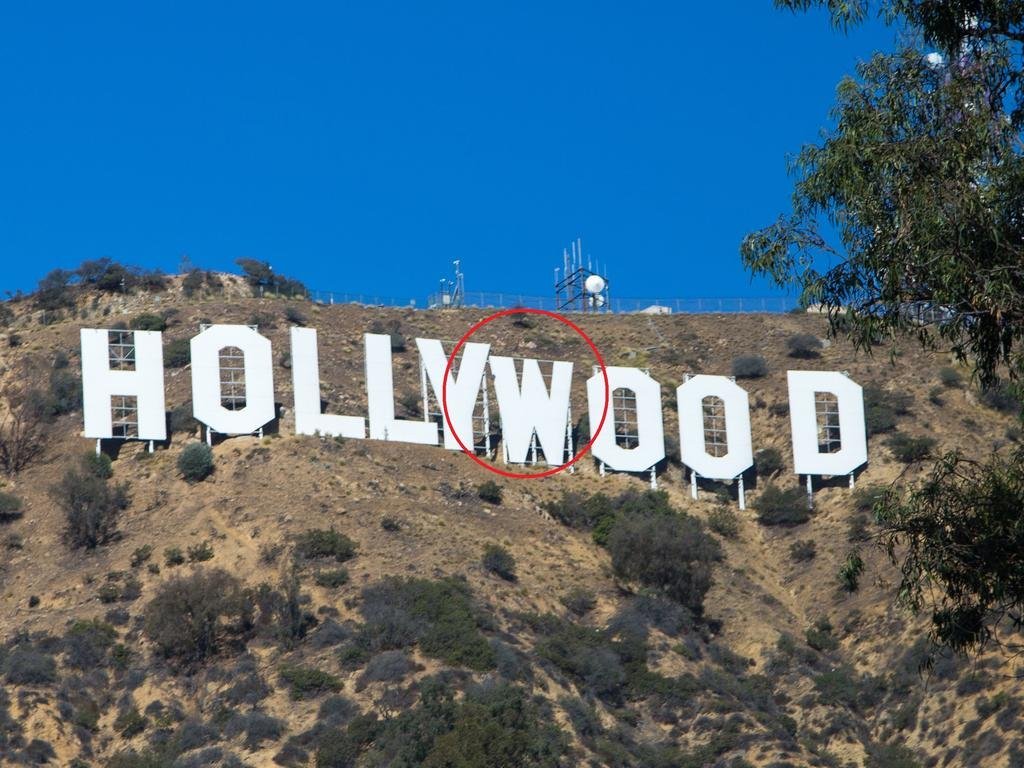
left=80, top=326, right=867, bottom=495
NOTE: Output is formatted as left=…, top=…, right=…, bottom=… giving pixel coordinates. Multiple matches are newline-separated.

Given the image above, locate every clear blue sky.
left=0, top=3, right=894, bottom=301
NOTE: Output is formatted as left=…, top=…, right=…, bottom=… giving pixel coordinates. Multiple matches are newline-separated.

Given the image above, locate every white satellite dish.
left=584, top=274, right=606, bottom=294
left=592, top=294, right=606, bottom=307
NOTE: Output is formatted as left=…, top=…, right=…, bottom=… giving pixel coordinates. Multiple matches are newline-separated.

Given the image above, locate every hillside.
left=0, top=276, right=1021, bottom=768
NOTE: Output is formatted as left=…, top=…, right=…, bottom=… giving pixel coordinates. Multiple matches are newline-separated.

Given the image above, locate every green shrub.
left=294, top=528, right=356, bottom=562
left=64, top=619, right=118, bottom=670
left=143, top=568, right=247, bottom=663
left=252, top=570, right=315, bottom=648
left=24, top=741, right=56, bottom=764
left=51, top=464, right=129, bottom=549
left=482, top=544, right=517, bottom=581
left=561, top=587, right=597, bottom=616
left=114, top=706, right=148, bottom=737
left=354, top=577, right=496, bottom=670
left=543, top=490, right=616, bottom=542
left=356, top=650, right=417, bottom=690
left=839, top=550, right=865, bottom=592
left=476, top=480, right=503, bottom=504
left=105, top=749, right=173, bottom=768
left=284, top=306, right=306, bottom=326
left=754, top=485, right=809, bottom=526
left=164, top=547, right=185, bottom=566
left=225, top=710, right=285, bottom=750
left=813, top=667, right=860, bottom=706
left=847, top=513, right=872, bottom=542
left=607, top=507, right=720, bottom=614
left=414, top=682, right=566, bottom=766
left=130, top=544, right=153, bottom=568
left=314, top=679, right=566, bottom=768
left=863, top=385, right=906, bottom=435
left=380, top=516, right=401, bottom=532
left=187, top=541, right=214, bottom=563
left=81, top=451, right=113, bottom=479
left=130, top=313, right=166, bottom=332
left=98, top=582, right=121, bottom=603
left=865, top=743, right=923, bottom=768
left=4, top=646, right=57, bottom=684
left=164, top=338, right=190, bottom=368
left=938, top=367, right=962, bottom=388
left=754, top=447, right=785, bottom=477
left=279, top=664, right=342, bottom=699
left=527, top=615, right=635, bottom=702
left=789, top=539, right=816, bottom=562
left=979, top=382, right=1019, bottom=414
left=544, top=488, right=676, bottom=546
left=707, top=507, right=739, bottom=538
left=38, top=368, right=82, bottom=418
left=805, top=617, right=838, bottom=652
left=177, top=443, right=213, bottom=482
left=852, top=484, right=887, bottom=514
left=0, top=491, right=23, bottom=521
left=732, top=355, right=768, bottom=379
left=314, top=568, right=350, bottom=588
left=885, top=433, right=936, bottom=463
left=786, top=333, right=823, bottom=359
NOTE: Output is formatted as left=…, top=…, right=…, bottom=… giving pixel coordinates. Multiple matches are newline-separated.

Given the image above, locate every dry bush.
left=144, top=568, right=248, bottom=663
left=0, top=387, right=47, bottom=474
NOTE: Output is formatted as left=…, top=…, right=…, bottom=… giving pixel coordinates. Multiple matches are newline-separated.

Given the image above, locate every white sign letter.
left=787, top=370, right=867, bottom=476
left=365, top=333, right=437, bottom=444
left=490, top=356, right=572, bottom=464
left=81, top=329, right=167, bottom=441
left=191, top=325, right=275, bottom=435
left=586, top=367, right=665, bottom=472
left=677, top=375, right=753, bottom=479
left=291, top=328, right=365, bottom=439
left=416, top=338, right=490, bottom=450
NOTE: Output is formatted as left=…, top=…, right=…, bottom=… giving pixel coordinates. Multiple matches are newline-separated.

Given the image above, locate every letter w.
left=489, top=356, right=572, bottom=464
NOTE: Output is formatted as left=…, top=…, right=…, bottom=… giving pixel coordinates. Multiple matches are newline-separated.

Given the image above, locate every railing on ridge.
left=289, top=289, right=795, bottom=314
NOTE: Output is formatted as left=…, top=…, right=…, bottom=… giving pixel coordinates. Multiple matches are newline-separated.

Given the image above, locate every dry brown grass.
left=0, top=281, right=1019, bottom=766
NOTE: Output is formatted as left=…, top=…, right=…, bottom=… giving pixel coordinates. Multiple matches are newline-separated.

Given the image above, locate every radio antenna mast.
left=554, top=237, right=610, bottom=313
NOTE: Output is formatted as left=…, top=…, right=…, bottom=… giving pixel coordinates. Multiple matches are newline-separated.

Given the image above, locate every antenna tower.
left=554, top=237, right=610, bottom=312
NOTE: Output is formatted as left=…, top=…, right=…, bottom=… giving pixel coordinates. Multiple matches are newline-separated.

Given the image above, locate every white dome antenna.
left=554, top=237, right=610, bottom=313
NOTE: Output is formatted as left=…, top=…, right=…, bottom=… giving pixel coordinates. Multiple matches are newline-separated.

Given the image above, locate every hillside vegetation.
left=0, top=272, right=1020, bottom=767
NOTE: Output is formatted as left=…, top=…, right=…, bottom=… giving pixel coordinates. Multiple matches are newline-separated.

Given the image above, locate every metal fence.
left=301, top=289, right=794, bottom=314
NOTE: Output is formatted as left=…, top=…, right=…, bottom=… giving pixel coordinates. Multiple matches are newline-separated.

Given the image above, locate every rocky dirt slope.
left=0, top=276, right=1020, bottom=767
